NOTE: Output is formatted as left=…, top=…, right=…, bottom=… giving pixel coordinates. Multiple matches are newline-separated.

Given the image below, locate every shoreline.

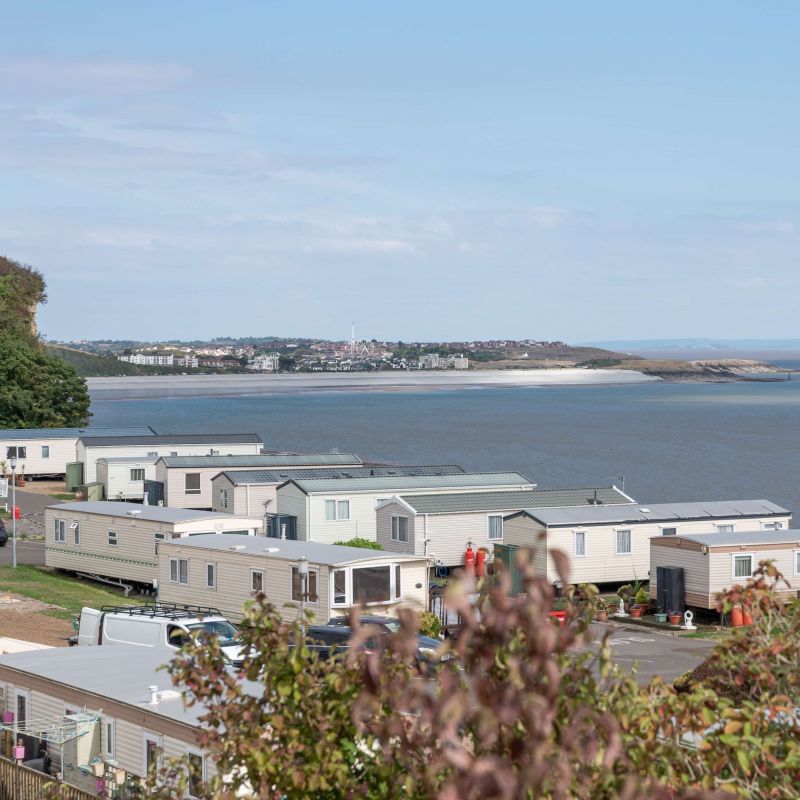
left=87, top=368, right=660, bottom=400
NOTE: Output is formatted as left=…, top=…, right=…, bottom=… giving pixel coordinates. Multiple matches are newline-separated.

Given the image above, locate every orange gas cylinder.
left=730, top=604, right=744, bottom=627
left=13, top=506, right=20, bottom=520
left=742, top=606, right=753, bottom=626
left=475, top=549, right=486, bottom=577
left=464, top=546, right=475, bottom=577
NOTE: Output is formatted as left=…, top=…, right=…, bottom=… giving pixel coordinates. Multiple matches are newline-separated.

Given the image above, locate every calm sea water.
left=89, top=374, right=800, bottom=517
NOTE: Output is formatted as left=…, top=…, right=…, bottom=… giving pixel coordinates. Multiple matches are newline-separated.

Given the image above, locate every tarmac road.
left=0, top=488, right=62, bottom=566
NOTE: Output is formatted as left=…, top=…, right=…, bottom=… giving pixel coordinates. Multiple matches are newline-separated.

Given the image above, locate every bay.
left=88, top=376, right=800, bottom=517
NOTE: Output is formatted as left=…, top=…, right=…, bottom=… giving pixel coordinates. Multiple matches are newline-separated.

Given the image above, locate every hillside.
left=45, top=345, right=149, bottom=377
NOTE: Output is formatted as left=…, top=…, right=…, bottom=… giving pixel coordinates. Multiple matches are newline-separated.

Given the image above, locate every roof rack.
left=98, top=601, right=223, bottom=619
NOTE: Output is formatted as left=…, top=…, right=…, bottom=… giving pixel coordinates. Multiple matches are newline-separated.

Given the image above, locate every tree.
left=0, top=334, right=91, bottom=427
left=139, top=559, right=799, bottom=799
left=0, top=256, right=90, bottom=428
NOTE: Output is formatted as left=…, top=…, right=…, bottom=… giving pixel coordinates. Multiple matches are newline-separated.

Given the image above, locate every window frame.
left=170, top=557, right=189, bottom=585
left=130, top=468, right=145, bottom=482
left=6, top=446, right=26, bottom=459
left=391, top=515, right=409, bottom=543
left=794, top=550, right=800, bottom=577
left=615, top=528, right=632, bottom=556
left=205, top=562, right=217, bottom=590
left=332, top=568, right=348, bottom=606
left=186, top=749, right=206, bottom=799
left=573, top=530, right=587, bottom=558
left=762, top=521, right=784, bottom=530
left=487, top=514, right=503, bottom=541
left=660, top=526, right=677, bottom=536
left=324, top=498, right=351, bottom=521
left=291, top=566, right=319, bottom=604
left=14, top=689, right=30, bottom=727
left=731, top=553, right=755, bottom=581
left=219, top=487, right=229, bottom=510
left=715, top=523, right=735, bottom=534
left=143, top=730, right=163, bottom=776
left=41, top=445, right=49, bottom=459
left=108, top=530, right=118, bottom=547
left=154, top=532, right=165, bottom=556
left=184, top=473, right=201, bottom=495
left=72, top=522, right=80, bottom=546
left=103, top=716, right=116, bottom=760
left=251, top=569, right=264, bottom=592
left=54, top=519, right=66, bottom=543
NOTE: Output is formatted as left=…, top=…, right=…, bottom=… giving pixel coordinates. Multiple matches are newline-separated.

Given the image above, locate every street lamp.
left=297, top=556, right=309, bottom=637
left=9, top=456, right=17, bottom=569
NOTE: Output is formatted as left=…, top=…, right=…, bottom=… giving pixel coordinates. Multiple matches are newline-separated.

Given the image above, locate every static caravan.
left=158, top=534, right=429, bottom=623
left=376, top=485, right=635, bottom=568
left=211, top=464, right=467, bottom=518
left=45, top=501, right=263, bottom=590
left=0, top=426, right=155, bottom=478
left=276, top=472, right=535, bottom=544
left=96, top=456, right=159, bottom=501
left=503, top=499, right=792, bottom=586
left=154, top=452, right=364, bottom=510
left=650, top=530, right=800, bottom=610
left=0, top=646, right=217, bottom=795
left=77, top=434, right=263, bottom=484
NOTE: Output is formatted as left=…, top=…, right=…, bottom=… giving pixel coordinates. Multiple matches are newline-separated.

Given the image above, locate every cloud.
left=740, top=219, right=796, bottom=236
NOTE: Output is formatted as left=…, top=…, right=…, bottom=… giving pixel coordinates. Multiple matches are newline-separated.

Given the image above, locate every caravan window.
left=54, top=519, right=66, bottom=543
left=187, top=751, right=206, bottom=799
left=130, top=468, right=145, bottom=481
left=291, top=567, right=318, bottom=603
left=6, top=447, right=25, bottom=459
left=170, top=558, right=189, bottom=584
left=15, top=690, right=29, bottom=726
left=103, top=717, right=116, bottom=759
left=391, top=516, right=408, bottom=542
left=487, top=515, right=503, bottom=541
left=353, top=566, right=391, bottom=604
left=108, top=530, right=118, bottom=547
left=72, top=522, right=80, bottom=545
left=41, top=446, right=49, bottom=459
left=185, top=473, right=201, bottom=495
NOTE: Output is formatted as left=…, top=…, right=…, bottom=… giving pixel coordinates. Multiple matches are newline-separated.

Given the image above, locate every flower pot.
left=596, top=610, right=608, bottom=622
left=15, top=478, right=24, bottom=487
left=668, top=614, right=681, bottom=626
left=630, top=606, right=643, bottom=619
left=654, top=612, right=667, bottom=623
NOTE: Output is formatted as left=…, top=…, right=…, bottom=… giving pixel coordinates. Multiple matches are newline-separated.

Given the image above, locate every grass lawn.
left=49, top=493, right=76, bottom=500
left=0, top=566, right=144, bottom=621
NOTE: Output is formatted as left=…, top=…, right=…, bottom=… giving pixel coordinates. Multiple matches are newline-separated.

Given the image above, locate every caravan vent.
left=229, top=544, right=246, bottom=551
left=127, top=510, right=142, bottom=517
left=638, top=508, right=651, bottom=514
left=263, top=547, right=280, bottom=553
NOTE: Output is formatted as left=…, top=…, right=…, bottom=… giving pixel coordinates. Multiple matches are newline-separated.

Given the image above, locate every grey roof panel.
left=221, top=465, right=467, bottom=486
left=0, top=426, right=156, bottom=441
left=671, top=530, right=800, bottom=547
left=97, top=456, right=161, bottom=464
left=80, top=434, right=263, bottom=446
left=164, top=533, right=422, bottom=565
left=517, top=499, right=791, bottom=527
left=159, top=453, right=363, bottom=469
left=50, top=501, right=260, bottom=525
left=286, top=472, right=533, bottom=494
left=398, top=486, right=633, bottom=514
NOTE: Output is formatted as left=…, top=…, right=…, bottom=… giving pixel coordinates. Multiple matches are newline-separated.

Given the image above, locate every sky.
left=1, top=2, right=799, bottom=342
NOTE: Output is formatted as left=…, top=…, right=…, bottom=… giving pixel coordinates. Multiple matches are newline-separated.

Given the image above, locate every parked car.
left=0, top=519, right=7, bottom=547
left=73, top=602, right=246, bottom=667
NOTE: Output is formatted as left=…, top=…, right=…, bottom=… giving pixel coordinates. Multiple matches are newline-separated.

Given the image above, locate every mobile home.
left=376, top=485, right=635, bottom=568
left=0, top=426, right=155, bottom=478
left=649, top=530, right=800, bottom=609
left=96, top=457, right=159, bottom=501
left=502, top=499, right=792, bottom=586
left=0, top=645, right=217, bottom=795
left=158, top=534, right=429, bottom=623
left=78, top=434, right=263, bottom=484
left=211, top=464, right=467, bottom=517
left=45, top=501, right=262, bottom=590
left=154, top=452, right=365, bottom=510
left=277, top=472, right=536, bottom=544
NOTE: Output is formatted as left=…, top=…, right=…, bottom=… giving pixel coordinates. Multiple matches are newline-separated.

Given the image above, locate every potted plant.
left=595, top=597, right=608, bottom=622
left=654, top=608, right=668, bottom=623
left=668, top=610, right=682, bottom=626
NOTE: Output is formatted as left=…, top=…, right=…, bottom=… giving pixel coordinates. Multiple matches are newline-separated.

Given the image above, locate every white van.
left=76, top=603, right=246, bottom=667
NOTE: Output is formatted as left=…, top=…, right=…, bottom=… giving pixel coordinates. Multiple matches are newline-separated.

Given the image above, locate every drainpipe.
left=246, top=485, right=250, bottom=516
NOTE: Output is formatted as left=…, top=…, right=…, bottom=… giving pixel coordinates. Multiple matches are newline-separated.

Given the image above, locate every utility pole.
left=10, top=456, right=17, bottom=568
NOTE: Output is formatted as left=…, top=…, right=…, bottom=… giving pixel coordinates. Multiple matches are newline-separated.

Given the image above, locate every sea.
left=87, top=358, right=800, bottom=517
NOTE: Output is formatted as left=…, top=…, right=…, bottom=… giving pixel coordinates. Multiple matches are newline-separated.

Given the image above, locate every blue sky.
left=1, top=2, right=798, bottom=342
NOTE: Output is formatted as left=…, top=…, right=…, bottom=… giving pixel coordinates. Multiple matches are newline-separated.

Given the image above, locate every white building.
left=247, top=354, right=280, bottom=372
left=96, top=456, right=159, bottom=501
left=77, top=434, right=264, bottom=485
left=502, top=499, right=792, bottom=586
left=45, top=501, right=263, bottom=590
left=176, top=355, right=199, bottom=369
left=117, top=354, right=175, bottom=366
left=0, top=426, right=156, bottom=478
left=276, top=472, right=535, bottom=544
left=158, top=534, right=429, bottom=623
left=376, top=485, right=634, bottom=568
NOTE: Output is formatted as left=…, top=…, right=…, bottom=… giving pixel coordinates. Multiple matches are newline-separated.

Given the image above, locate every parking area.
left=587, top=622, right=716, bottom=683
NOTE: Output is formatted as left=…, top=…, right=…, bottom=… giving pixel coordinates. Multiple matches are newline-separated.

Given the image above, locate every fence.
left=0, top=756, right=95, bottom=800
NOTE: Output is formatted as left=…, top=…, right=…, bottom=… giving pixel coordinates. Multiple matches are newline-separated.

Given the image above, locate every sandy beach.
left=87, top=368, right=658, bottom=400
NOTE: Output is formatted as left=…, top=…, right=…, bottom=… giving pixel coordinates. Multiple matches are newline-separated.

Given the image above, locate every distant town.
left=49, top=335, right=571, bottom=374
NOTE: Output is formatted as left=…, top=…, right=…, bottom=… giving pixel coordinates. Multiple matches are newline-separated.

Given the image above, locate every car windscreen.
left=186, top=620, right=240, bottom=644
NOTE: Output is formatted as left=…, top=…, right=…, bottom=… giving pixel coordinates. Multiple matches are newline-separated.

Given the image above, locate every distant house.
left=649, top=529, right=800, bottom=609
left=0, top=646, right=218, bottom=794
left=158, top=534, right=429, bottom=623
left=77, top=434, right=264, bottom=485
left=45, top=501, right=262, bottom=590
left=502, top=500, right=792, bottom=586
left=276, top=472, right=536, bottom=544
left=211, top=464, right=467, bottom=518
left=376, top=485, right=634, bottom=568
left=0, top=426, right=155, bottom=478
left=154, top=452, right=364, bottom=510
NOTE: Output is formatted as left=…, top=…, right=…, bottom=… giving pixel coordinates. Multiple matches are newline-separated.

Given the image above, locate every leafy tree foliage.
left=0, top=256, right=90, bottom=427
left=333, top=537, right=384, bottom=550
left=0, top=334, right=91, bottom=427
left=125, top=559, right=799, bottom=799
